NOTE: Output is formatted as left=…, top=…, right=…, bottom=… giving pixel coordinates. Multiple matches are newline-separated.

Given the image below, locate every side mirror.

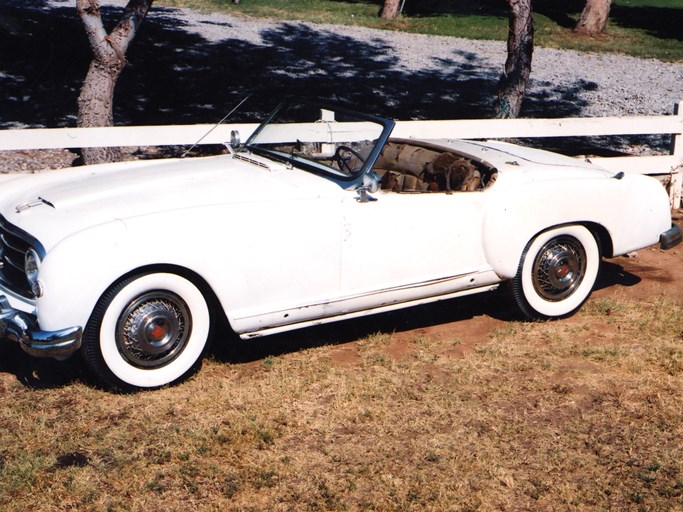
left=356, top=171, right=380, bottom=203
left=362, top=171, right=380, bottom=193
left=230, top=130, right=241, bottom=147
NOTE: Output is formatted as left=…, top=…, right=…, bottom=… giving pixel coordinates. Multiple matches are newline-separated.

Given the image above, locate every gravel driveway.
left=83, top=0, right=682, bottom=117
left=154, top=3, right=682, bottom=118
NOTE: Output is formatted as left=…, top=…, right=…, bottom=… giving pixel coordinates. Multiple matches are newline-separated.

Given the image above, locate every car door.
left=217, top=191, right=345, bottom=335
left=339, top=189, right=492, bottom=311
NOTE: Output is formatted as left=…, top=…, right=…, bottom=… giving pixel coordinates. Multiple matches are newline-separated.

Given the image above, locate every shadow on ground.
left=214, top=258, right=646, bottom=366
left=403, top=0, right=683, bottom=42
left=0, top=1, right=599, bottom=130
left=211, top=289, right=516, bottom=366
left=0, top=343, right=84, bottom=389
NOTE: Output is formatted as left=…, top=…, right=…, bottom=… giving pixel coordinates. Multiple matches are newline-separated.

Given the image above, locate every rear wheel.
left=512, top=225, right=600, bottom=320
left=82, top=272, right=212, bottom=391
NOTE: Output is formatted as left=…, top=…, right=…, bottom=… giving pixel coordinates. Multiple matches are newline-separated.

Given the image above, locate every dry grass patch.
left=0, top=295, right=681, bottom=511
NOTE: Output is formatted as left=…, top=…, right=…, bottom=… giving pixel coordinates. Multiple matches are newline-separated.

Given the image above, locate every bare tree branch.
left=76, top=0, right=113, bottom=62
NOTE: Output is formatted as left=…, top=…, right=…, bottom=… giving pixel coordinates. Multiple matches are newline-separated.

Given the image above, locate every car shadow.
left=0, top=289, right=513, bottom=389
left=213, top=260, right=644, bottom=366
left=0, top=343, right=85, bottom=390
left=211, top=288, right=518, bottom=365
left=593, top=259, right=642, bottom=291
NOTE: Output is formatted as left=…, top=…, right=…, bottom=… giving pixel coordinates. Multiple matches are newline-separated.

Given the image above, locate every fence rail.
left=1, top=103, right=681, bottom=208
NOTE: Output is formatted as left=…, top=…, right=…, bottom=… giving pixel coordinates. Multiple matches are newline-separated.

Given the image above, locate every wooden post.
left=671, top=102, right=682, bottom=209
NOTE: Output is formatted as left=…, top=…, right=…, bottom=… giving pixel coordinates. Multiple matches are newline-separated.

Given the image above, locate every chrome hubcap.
left=116, top=291, right=191, bottom=368
left=532, top=236, right=586, bottom=301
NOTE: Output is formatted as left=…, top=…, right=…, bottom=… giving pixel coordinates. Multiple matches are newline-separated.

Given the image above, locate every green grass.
left=158, top=0, right=683, bottom=61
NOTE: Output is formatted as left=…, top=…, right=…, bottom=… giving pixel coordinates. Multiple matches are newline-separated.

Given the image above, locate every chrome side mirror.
left=230, top=130, right=241, bottom=147
left=356, top=171, right=380, bottom=203
left=362, top=171, right=380, bottom=193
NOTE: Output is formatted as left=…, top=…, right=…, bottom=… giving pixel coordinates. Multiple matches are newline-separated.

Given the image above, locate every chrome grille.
left=0, top=215, right=43, bottom=298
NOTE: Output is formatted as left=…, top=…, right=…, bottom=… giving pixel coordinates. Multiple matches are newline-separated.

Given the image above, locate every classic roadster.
left=1, top=101, right=680, bottom=390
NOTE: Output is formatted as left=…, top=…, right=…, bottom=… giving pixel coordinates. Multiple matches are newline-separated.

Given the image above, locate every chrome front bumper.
left=660, top=224, right=682, bottom=250
left=0, top=295, right=82, bottom=359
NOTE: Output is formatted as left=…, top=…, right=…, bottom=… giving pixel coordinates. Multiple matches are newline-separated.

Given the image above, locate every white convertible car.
left=1, top=101, right=680, bottom=390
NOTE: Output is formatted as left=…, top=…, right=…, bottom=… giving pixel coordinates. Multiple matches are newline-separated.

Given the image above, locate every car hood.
left=0, top=154, right=335, bottom=251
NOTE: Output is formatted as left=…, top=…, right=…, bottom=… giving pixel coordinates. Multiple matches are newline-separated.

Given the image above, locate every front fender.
left=483, top=173, right=671, bottom=280
left=34, top=212, right=236, bottom=333
left=33, top=196, right=341, bottom=336
left=35, top=220, right=131, bottom=332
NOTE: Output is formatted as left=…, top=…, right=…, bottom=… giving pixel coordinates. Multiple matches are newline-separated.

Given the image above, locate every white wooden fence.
left=1, top=103, right=681, bottom=208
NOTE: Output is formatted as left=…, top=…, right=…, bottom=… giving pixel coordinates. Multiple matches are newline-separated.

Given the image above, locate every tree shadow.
left=610, top=4, right=683, bottom=42
left=397, top=0, right=683, bottom=43
left=533, top=0, right=585, bottom=29
left=398, top=0, right=508, bottom=18
left=0, top=1, right=595, bottom=131
left=533, top=0, right=683, bottom=41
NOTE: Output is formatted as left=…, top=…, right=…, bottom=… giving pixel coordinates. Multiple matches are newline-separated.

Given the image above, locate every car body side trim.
left=239, top=283, right=501, bottom=339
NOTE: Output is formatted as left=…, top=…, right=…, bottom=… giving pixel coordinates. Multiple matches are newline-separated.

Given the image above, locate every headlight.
left=25, top=248, right=42, bottom=296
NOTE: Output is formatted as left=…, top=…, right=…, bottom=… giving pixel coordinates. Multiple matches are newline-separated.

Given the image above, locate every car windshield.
left=244, top=100, right=394, bottom=181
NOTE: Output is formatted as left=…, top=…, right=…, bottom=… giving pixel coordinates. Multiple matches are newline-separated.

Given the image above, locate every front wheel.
left=511, top=225, right=600, bottom=320
left=82, top=272, right=212, bottom=391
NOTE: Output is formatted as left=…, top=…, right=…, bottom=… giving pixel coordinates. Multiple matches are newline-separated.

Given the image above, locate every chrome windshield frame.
left=244, top=99, right=395, bottom=190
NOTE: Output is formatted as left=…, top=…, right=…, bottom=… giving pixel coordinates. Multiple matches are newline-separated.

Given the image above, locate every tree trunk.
left=575, top=0, right=612, bottom=36
left=495, top=0, right=533, bottom=119
left=379, top=0, right=400, bottom=19
left=77, top=54, right=126, bottom=163
left=77, top=0, right=154, bottom=164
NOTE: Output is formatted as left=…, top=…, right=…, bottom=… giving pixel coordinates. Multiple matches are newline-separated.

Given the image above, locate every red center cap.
left=148, top=322, right=167, bottom=341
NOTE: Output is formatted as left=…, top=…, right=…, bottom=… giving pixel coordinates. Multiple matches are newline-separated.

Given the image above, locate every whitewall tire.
left=83, top=272, right=212, bottom=390
left=512, top=225, right=600, bottom=320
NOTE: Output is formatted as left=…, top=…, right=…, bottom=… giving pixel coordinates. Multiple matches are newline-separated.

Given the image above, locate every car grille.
left=0, top=215, right=43, bottom=299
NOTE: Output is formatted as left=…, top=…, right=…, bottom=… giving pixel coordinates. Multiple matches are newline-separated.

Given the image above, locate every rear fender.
left=483, top=174, right=669, bottom=279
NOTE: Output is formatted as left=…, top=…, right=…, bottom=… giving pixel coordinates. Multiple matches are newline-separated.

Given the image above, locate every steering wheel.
left=334, top=145, right=366, bottom=173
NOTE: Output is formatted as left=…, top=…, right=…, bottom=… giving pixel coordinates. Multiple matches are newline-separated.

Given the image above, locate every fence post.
left=671, top=102, right=683, bottom=209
